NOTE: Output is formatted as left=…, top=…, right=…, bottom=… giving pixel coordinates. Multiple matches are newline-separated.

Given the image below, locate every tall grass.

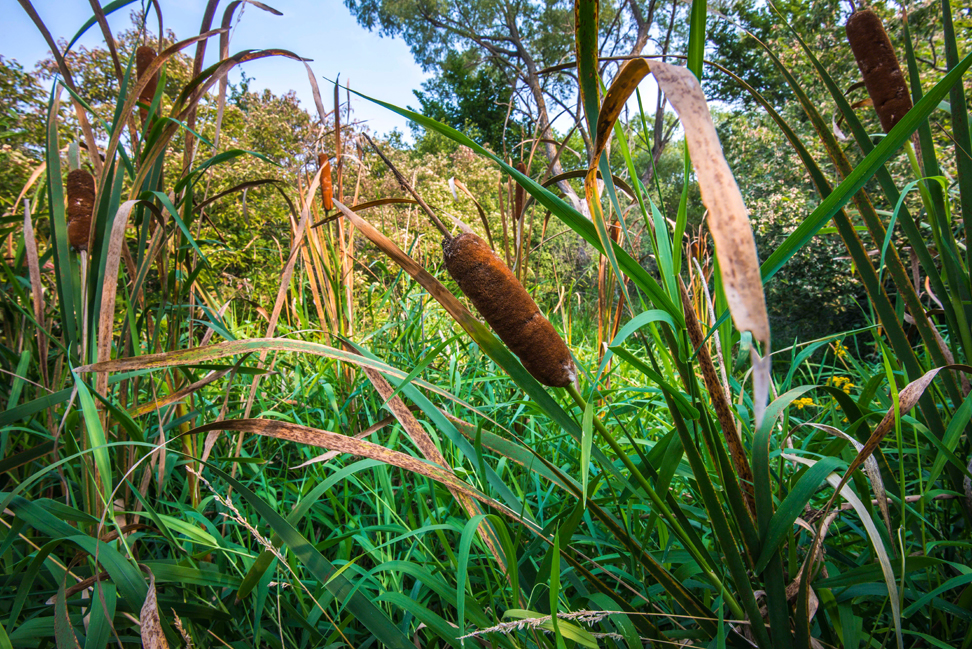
left=2, top=1, right=971, bottom=648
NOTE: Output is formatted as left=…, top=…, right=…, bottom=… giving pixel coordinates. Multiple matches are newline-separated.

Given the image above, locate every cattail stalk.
left=846, top=9, right=912, bottom=133
left=66, top=169, right=95, bottom=252
left=135, top=46, right=159, bottom=125
left=365, top=136, right=575, bottom=387
left=318, top=153, right=333, bottom=211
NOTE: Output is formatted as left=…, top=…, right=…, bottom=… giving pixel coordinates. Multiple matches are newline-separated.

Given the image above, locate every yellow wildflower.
left=833, top=340, right=848, bottom=359
left=827, top=376, right=855, bottom=394
left=793, top=397, right=816, bottom=410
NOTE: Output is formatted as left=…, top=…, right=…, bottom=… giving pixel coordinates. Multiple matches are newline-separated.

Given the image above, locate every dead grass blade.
left=348, top=343, right=510, bottom=574
left=95, top=200, right=139, bottom=398
left=139, top=565, right=170, bottom=649
left=189, top=419, right=512, bottom=517
left=86, top=0, right=123, bottom=82
left=596, top=57, right=771, bottom=425
left=23, top=201, right=48, bottom=388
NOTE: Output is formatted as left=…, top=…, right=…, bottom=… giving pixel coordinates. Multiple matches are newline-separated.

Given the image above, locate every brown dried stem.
left=362, top=133, right=452, bottom=240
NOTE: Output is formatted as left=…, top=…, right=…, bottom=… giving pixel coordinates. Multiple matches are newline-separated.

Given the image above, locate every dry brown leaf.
left=95, top=200, right=139, bottom=398
left=803, top=422, right=893, bottom=550
left=593, top=57, right=771, bottom=425
left=23, top=201, right=48, bottom=388
left=188, top=419, right=516, bottom=520
left=140, top=566, right=170, bottom=649
left=830, top=364, right=972, bottom=507
left=348, top=344, right=509, bottom=574
left=291, top=415, right=397, bottom=469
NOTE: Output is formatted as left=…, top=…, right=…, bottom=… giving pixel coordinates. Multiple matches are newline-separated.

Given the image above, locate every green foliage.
left=412, top=50, right=514, bottom=149
left=0, top=56, right=46, bottom=210
left=2, top=2, right=972, bottom=649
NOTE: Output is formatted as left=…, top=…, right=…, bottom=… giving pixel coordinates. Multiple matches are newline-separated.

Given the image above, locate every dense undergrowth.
left=2, top=1, right=972, bottom=648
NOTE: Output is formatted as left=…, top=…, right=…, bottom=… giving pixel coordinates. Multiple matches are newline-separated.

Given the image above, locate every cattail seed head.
left=513, top=161, right=526, bottom=219
left=443, top=232, right=575, bottom=387
left=66, top=169, right=95, bottom=252
left=318, top=153, right=333, bottom=211
left=846, top=9, right=912, bottom=133
left=135, top=45, right=159, bottom=124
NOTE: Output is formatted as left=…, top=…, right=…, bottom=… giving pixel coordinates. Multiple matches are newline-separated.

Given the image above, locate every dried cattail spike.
left=135, top=45, right=159, bottom=124
left=845, top=9, right=912, bottom=133
left=513, top=161, right=526, bottom=219
left=443, top=232, right=575, bottom=387
left=66, top=169, right=95, bottom=252
left=318, top=153, right=333, bottom=211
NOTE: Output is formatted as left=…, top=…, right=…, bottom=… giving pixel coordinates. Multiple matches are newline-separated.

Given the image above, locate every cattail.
left=66, top=169, right=95, bottom=252
left=318, top=153, right=333, bottom=211
left=845, top=9, right=912, bottom=133
left=513, top=161, right=526, bottom=219
left=443, top=232, right=576, bottom=387
left=135, top=45, right=159, bottom=124
left=363, top=134, right=575, bottom=388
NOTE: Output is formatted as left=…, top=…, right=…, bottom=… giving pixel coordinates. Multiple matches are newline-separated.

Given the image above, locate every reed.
left=135, top=45, right=158, bottom=124
left=65, top=168, right=94, bottom=251
left=845, top=8, right=912, bottom=133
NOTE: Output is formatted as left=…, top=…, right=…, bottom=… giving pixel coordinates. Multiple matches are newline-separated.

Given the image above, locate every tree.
left=344, top=0, right=655, bottom=209
left=411, top=50, right=514, bottom=150
left=0, top=56, right=46, bottom=212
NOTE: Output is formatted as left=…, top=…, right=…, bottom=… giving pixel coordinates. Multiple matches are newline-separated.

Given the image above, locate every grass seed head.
left=845, top=9, right=912, bottom=133
left=135, top=45, right=159, bottom=124
left=66, top=169, right=95, bottom=252
left=443, top=232, right=575, bottom=387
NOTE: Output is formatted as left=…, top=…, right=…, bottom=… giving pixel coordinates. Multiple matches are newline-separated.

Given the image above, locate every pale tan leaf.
left=348, top=344, right=509, bottom=573
left=784, top=453, right=901, bottom=649
left=648, top=61, right=771, bottom=427
left=593, top=57, right=771, bottom=425
left=140, top=566, right=170, bottom=649
left=802, top=422, right=893, bottom=550
left=23, top=201, right=48, bottom=388
left=96, top=200, right=139, bottom=397
left=649, top=62, right=769, bottom=347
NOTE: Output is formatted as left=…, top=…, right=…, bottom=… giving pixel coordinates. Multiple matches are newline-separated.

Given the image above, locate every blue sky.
left=1, top=0, right=429, bottom=137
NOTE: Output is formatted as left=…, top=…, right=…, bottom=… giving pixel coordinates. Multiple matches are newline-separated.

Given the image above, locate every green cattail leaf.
left=580, top=399, right=594, bottom=508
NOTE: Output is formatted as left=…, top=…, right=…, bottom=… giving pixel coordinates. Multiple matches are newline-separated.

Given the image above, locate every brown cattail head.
left=846, top=9, right=912, bottom=133
left=513, top=161, right=526, bottom=219
left=135, top=45, right=159, bottom=124
left=318, top=153, right=333, bottom=211
left=66, top=169, right=95, bottom=252
left=443, top=232, right=575, bottom=387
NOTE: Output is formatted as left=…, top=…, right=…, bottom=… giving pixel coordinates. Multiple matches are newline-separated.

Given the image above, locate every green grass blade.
left=204, top=464, right=414, bottom=649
